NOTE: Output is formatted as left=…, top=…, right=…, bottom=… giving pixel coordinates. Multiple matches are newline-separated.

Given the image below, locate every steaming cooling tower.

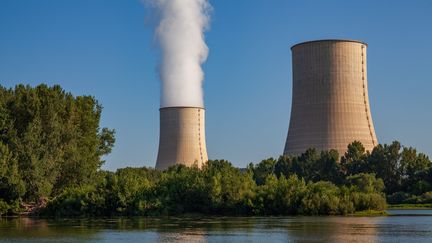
left=284, top=39, right=378, bottom=156
left=155, top=107, right=208, bottom=170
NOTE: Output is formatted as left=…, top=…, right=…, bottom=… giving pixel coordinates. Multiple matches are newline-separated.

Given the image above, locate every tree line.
left=42, top=141, right=432, bottom=217
left=0, top=84, right=431, bottom=216
left=250, top=141, right=432, bottom=205
left=41, top=161, right=386, bottom=217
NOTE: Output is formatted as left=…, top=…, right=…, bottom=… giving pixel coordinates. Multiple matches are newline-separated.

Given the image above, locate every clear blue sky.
left=1, top=0, right=431, bottom=170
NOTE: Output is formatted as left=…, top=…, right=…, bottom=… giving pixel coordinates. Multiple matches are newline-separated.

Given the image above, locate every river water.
left=1, top=210, right=432, bottom=242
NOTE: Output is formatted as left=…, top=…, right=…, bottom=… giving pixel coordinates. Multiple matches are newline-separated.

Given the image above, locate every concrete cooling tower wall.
left=156, top=107, right=208, bottom=170
left=284, top=39, right=378, bottom=156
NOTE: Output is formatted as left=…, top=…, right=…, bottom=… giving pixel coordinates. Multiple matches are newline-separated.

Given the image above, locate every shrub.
left=299, top=181, right=341, bottom=215
left=42, top=185, right=105, bottom=217
left=0, top=199, right=9, bottom=216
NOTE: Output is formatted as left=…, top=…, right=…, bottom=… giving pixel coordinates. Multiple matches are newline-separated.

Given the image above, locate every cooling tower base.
left=155, top=106, right=208, bottom=170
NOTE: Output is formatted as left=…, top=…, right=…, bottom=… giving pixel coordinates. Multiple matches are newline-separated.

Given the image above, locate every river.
left=1, top=210, right=432, bottom=242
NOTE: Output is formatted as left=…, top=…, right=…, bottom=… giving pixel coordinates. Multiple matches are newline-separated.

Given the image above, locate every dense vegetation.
left=40, top=162, right=386, bottom=217
left=250, top=141, right=432, bottom=205
left=41, top=141, right=432, bottom=217
left=0, top=84, right=115, bottom=215
left=0, top=84, right=431, bottom=217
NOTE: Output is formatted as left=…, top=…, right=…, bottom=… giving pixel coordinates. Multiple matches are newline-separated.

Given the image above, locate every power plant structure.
left=284, top=39, right=378, bottom=156
left=155, top=106, right=208, bottom=170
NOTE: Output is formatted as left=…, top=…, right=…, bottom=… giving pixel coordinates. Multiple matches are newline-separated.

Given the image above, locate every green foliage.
left=44, top=139, right=432, bottom=217
left=1, top=84, right=431, bottom=216
left=106, top=167, right=160, bottom=215
left=0, top=199, right=9, bottom=216
left=341, top=141, right=370, bottom=175
left=387, top=191, right=432, bottom=204
left=253, top=174, right=308, bottom=215
left=350, top=192, right=387, bottom=211
left=249, top=158, right=276, bottom=185
left=299, top=181, right=343, bottom=215
left=274, top=149, right=343, bottom=185
left=203, top=160, right=255, bottom=214
left=292, top=148, right=320, bottom=182
left=276, top=141, right=432, bottom=197
left=344, top=173, right=387, bottom=211
left=41, top=185, right=106, bottom=217
left=314, top=150, right=342, bottom=184
left=157, top=165, right=207, bottom=214
left=43, top=168, right=161, bottom=217
left=0, top=84, right=115, bottom=203
left=274, top=155, right=292, bottom=178
left=399, top=148, right=431, bottom=194
left=0, top=142, right=25, bottom=202
left=368, top=142, right=402, bottom=194
left=347, top=173, right=385, bottom=194
left=43, top=161, right=387, bottom=217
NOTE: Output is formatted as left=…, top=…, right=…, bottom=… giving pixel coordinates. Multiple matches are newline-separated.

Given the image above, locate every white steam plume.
left=147, top=0, right=211, bottom=108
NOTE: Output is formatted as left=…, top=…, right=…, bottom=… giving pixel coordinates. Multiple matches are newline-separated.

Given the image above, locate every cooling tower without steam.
left=284, top=39, right=378, bottom=156
left=155, top=107, right=208, bottom=170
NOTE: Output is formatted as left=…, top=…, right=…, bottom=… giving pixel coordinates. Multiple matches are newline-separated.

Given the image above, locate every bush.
left=0, top=199, right=9, bottom=216
left=299, top=181, right=341, bottom=215
left=387, top=191, right=412, bottom=204
left=347, top=173, right=384, bottom=193
left=40, top=160, right=389, bottom=217
left=421, top=191, right=432, bottom=202
left=387, top=191, right=432, bottom=204
left=42, top=185, right=106, bottom=217
left=351, top=192, right=387, bottom=211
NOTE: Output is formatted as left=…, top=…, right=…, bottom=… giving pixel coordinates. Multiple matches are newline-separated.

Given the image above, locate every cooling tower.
left=155, top=107, right=208, bottom=170
left=284, top=39, right=378, bottom=156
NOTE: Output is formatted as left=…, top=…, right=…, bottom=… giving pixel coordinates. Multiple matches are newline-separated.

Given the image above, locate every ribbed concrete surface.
left=156, top=107, right=208, bottom=170
left=284, top=40, right=378, bottom=156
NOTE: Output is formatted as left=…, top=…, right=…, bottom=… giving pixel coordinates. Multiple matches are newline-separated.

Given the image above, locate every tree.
left=0, top=142, right=25, bottom=203
left=250, top=158, right=276, bottom=185
left=399, top=148, right=431, bottom=194
left=314, top=150, right=342, bottom=184
left=299, top=181, right=341, bottom=215
left=341, top=141, right=371, bottom=176
left=156, top=165, right=207, bottom=214
left=347, top=173, right=384, bottom=194
left=0, top=84, right=115, bottom=201
left=291, top=148, right=320, bottom=181
left=274, top=155, right=293, bottom=178
left=368, top=141, right=402, bottom=194
left=203, top=160, right=255, bottom=214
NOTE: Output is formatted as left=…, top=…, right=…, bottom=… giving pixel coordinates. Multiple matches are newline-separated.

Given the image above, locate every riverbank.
left=7, top=204, right=432, bottom=218
left=388, top=203, right=432, bottom=209
left=351, top=210, right=388, bottom=216
left=3, top=208, right=391, bottom=218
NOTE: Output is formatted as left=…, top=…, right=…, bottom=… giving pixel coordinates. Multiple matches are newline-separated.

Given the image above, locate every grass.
left=351, top=210, right=388, bottom=216
left=388, top=203, right=432, bottom=209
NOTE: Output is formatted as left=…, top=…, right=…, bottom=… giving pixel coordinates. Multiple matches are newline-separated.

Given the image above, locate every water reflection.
left=1, top=215, right=432, bottom=242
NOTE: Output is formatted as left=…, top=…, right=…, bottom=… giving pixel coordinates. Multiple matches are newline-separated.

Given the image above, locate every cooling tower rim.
left=159, top=106, right=205, bottom=111
left=291, top=39, right=367, bottom=50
